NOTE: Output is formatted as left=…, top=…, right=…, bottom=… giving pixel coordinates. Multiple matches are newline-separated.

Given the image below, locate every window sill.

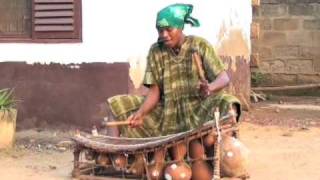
left=0, top=38, right=82, bottom=43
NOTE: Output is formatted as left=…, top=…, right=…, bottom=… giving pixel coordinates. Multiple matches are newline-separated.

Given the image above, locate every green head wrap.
left=156, top=4, right=200, bottom=29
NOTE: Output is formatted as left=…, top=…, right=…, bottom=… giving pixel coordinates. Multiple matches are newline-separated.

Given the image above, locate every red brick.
left=285, top=59, right=314, bottom=73
left=273, top=18, right=299, bottom=31
left=261, top=31, right=287, bottom=46
left=261, top=4, right=287, bottom=17
left=273, top=46, right=300, bottom=58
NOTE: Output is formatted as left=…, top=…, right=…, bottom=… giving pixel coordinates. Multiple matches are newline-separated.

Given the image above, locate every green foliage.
left=0, top=88, right=16, bottom=110
left=251, top=71, right=266, bottom=87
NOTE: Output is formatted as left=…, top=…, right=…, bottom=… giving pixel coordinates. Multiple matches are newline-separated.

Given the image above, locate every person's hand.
left=198, top=79, right=211, bottom=98
left=127, top=110, right=144, bottom=128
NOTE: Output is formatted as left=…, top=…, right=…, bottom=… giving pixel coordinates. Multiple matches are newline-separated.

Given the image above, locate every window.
left=0, top=0, right=82, bottom=43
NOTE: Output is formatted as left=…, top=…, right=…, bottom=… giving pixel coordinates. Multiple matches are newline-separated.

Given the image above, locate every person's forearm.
left=208, top=71, right=230, bottom=93
left=137, top=85, right=160, bottom=116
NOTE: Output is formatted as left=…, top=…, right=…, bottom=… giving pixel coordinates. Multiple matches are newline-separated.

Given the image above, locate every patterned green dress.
left=107, top=36, right=240, bottom=138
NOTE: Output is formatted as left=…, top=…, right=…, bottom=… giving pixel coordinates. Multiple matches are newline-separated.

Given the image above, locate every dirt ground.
left=0, top=95, right=319, bottom=180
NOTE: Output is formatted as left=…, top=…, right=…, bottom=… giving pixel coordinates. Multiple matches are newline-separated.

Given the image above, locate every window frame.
left=0, top=0, right=82, bottom=43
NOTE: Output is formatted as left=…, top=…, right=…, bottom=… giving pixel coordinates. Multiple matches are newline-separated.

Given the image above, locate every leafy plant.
left=251, top=71, right=266, bottom=87
left=0, top=88, right=17, bottom=110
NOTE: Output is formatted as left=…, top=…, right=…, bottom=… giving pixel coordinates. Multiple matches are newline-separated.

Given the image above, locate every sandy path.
left=0, top=150, right=73, bottom=180
left=241, top=123, right=320, bottom=180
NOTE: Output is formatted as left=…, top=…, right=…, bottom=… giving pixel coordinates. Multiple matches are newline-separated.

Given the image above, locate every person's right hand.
left=127, top=110, right=144, bottom=128
left=198, top=79, right=211, bottom=98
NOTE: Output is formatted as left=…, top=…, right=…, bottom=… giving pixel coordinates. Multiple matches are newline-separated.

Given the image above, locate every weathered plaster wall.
left=0, top=62, right=129, bottom=130
left=252, top=0, right=320, bottom=86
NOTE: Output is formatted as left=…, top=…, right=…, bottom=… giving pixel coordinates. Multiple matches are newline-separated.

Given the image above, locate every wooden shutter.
left=32, top=0, right=81, bottom=41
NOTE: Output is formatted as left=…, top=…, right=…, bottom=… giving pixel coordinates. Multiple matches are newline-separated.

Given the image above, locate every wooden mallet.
left=104, top=120, right=130, bottom=127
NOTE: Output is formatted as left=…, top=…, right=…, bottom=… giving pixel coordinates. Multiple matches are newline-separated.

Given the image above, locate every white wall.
left=0, top=0, right=252, bottom=64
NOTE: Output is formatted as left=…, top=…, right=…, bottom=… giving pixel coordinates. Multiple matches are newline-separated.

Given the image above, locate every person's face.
left=157, top=27, right=183, bottom=49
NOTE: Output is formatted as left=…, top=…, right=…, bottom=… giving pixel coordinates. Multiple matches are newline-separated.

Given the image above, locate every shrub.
left=251, top=71, right=266, bottom=87
left=0, top=88, right=17, bottom=110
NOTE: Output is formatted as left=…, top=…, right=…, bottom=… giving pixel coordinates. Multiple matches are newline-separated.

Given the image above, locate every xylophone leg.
left=142, top=153, right=151, bottom=180
left=72, top=146, right=81, bottom=177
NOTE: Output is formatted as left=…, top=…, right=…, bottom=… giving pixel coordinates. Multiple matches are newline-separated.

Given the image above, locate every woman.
left=107, top=3, right=241, bottom=138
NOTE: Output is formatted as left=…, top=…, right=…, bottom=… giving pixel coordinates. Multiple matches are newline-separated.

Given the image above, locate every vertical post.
left=252, top=0, right=260, bottom=7
left=213, top=138, right=221, bottom=180
left=229, top=104, right=240, bottom=139
left=213, top=108, right=221, bottom=180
